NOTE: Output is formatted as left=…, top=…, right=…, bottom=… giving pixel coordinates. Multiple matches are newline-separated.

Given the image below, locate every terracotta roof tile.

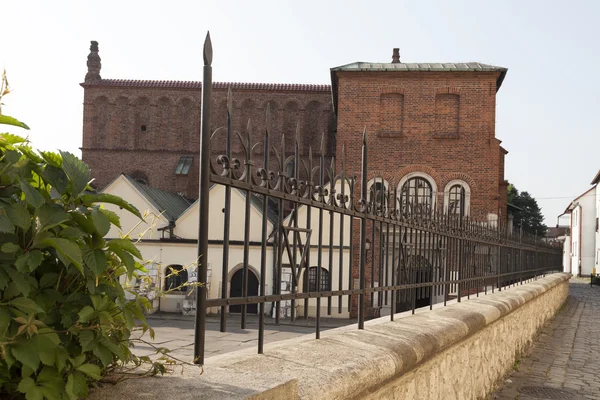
left=83, top=79, right=330, bottom=92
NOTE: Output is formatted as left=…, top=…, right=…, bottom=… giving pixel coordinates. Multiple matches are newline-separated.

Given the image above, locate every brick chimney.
left=392, top=48, right=400, bottom=63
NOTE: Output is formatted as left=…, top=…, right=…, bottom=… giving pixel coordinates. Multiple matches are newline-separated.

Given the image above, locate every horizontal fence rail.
left=193, top=34, right=562, bottom=364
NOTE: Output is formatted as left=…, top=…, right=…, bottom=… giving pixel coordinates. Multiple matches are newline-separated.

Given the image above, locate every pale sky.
left=2, top=0, right=598, bottom=225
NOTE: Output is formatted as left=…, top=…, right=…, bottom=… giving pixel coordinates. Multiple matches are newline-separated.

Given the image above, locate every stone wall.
left=90, top=273, right=570, bottom=400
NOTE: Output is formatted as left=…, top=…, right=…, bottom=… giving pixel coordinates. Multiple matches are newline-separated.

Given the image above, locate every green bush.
left=0, top=75, right=162, bottom=399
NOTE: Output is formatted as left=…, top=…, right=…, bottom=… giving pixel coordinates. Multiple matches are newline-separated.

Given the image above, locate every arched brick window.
left=443, top=180, right=471, bottom=217
left=399, top=177, right=433, bottom=215
left=367, top=178, right=389, bottom=213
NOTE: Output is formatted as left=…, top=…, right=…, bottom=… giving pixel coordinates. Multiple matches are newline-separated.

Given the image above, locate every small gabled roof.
left=563, top=186, right=596, bottom=213
left=122, top=175, right=192, bottom=221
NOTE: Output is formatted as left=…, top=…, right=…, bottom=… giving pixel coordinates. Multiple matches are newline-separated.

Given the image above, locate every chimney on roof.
left=392, top=48, right=401, bottom=63
left=85, top=41, right=102, bottom=83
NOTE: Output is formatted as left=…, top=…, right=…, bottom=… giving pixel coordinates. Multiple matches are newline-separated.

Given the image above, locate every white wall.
left=579, top=193, right=596, bottom=276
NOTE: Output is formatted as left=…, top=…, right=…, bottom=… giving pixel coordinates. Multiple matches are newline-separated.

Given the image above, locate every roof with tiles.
left=122, top=174, right=192, bottom=222
left=331, top=61, right=507, bottom=73
left=81, top=79, right=331, bottom=92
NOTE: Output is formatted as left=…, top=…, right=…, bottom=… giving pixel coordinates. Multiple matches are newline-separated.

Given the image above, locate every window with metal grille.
left=164, top=264, right=188, bottom=292
left=175, top=156, right=194, bottom=175
left=400, top=177, right=433, bottom=215
left=305, top=267, right=329, bottom=292
left=447, top=184, right=466, bottom=216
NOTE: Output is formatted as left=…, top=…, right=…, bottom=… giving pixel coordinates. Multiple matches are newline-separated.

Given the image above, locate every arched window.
left=305, top=267, right=329, bottom=292
left=448, top=185, right=465, bottom=216
left=443, top=180, right=471, bottom=217
left=164, top=265, right=188, bottom=292
left=367, top=179, right=389, bottom=213
left=400, top=177, right=433, bottom=215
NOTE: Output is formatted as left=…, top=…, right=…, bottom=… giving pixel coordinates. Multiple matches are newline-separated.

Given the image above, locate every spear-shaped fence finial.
left=203, top=32, right=213, bottom=66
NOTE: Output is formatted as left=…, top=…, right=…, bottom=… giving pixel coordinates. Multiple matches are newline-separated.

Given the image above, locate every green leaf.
left=59, top=151, right=90, bottom=196
left=20, top=180, right=45, bottom=208
left=1, top=242, right=21, bottom=253
left=11, top=341, right=41, bottom=370
left=83, top=247, right=107, bottom=275
left=17, top=376, right=40, bottom=400
left=0, top=114, right=30, bottom=130
left=27, top=250, right=43, bottom=272
left=81, top=192, right=142, bottom=219
left=9, top=297, right=44, bottom=314
left=108, top=239, right=142, bottom=260
left=111, top=246, right=135, bottom=276
left=16, top=145, right=44, bottom=164
left=4, top=266, right=33, bottom=296
left=92, top=343, right=113, bottom=367
left=6, top=202, right=31, bottom=232
left=77, top=306, right=95, bottom=323
left=40, top=237, right=83, bottom=273
left=91, top=208, right=110, bottom=237
left=100, top=208, right=121, bottom=229
left=0, top=132, right=29, bottom=144
left=78, top=330, right=95, bottom=351
left=40, top=273, right=58, bottom=289
left=0, top=209, right=15, bottom=233
left=40, top=164, right=68, bottom=195
left=0, top=307, right=11, bottom=336
left=76, top=363, right=101, bottom=380
left=36, top=204, right=69, bottom=232
left=39, top=151, right=62, bottom=168
left=66, top=371, right=88, bottom=400
left=59, top=226, right=84, bottom=239
left=34, top=331, right=60, bottom=366
left=0, top=266, right=8, bottom=290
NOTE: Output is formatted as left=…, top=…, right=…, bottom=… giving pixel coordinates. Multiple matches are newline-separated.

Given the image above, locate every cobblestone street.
left=492, top=279, right=600, bottom=400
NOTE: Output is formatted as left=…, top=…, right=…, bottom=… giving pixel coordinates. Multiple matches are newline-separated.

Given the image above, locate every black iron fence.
left=193, top=33, right=562, bottom=364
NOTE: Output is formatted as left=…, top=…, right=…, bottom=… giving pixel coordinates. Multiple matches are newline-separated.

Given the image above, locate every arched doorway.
left=230, top=268, right=259, bottom=314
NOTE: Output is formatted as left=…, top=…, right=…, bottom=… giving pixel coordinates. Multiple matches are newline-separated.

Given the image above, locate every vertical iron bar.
left=304, top=148, right=313, bottom=319
left=358, top=128, right=368, bottom=329
left=390, top=189, right=397, bottom=321
left=258, top=119, right=270, bottom=354
left=240, top=121, right=253, bottom=329
left=327, top=158, right=335, bottom=316
left=220, top=87, right=233, bottom=333
left=194, top=32, right=213, bottom=365
left=338, top=145, right=346, bottom=314
left=316, top=136, right=325, bottom=338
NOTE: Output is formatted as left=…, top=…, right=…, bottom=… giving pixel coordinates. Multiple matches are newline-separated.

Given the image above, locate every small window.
left=368, top=181, right=388, bottom=212
left=175, top=156, right=194, bottom=175
left=447, top=184, right=466, bottom=217
left=285, top=160, right=295, bottom=178
left=140, top=125, right=147, bottom=132
left=305, top=267, right=329, bottom=292
left=164, top=265, right=188, bottom=292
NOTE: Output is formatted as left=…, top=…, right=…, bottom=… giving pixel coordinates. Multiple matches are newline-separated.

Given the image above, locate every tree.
left=507, top=184, right=547, bottom=237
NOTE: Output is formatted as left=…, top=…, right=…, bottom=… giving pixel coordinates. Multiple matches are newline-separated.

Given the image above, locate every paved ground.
left=131, top=313, right=354, bottom=363
left=492, top=279, right=600, bottom=400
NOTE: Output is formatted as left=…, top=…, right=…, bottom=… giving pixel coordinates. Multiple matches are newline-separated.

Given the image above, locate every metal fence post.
left=194, top=32, right=212, bottom=365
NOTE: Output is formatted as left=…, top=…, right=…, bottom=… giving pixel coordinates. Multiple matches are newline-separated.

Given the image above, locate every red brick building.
left=80, top=42, right=511, bottom=318
left=81, top=43, right=508, bottom=222
left=81, top=42, right=334, bottom=198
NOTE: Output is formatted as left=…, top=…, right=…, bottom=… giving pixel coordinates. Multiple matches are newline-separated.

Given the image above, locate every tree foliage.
left=507, top=184, right=547, bottom=236
left=0, top=73, right=171, bottom=399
